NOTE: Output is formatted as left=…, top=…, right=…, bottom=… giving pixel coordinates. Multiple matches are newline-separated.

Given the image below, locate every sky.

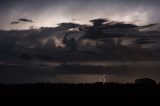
left=0, top=0, right=160, bottom=30
left=0, top=0, right=160, bottom=84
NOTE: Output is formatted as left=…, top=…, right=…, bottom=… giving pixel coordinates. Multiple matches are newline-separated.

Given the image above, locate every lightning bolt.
left=102, top=74, right=106, bottom=84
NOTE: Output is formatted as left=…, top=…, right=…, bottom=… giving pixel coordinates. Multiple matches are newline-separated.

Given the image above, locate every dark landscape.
left=0, top=78, right=160, bottom=104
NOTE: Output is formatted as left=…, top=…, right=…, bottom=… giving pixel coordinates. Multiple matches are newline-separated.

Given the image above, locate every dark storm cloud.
left=82, top=18, right=159, bottom=40
left=0, top=23, right=160, bottom=83
left=134, top=38, right=157, bottom=44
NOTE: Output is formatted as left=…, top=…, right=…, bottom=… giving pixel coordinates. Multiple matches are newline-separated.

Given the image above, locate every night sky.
left=0, top=0, right=160, bottom=84
left=0, top=0, right=160, bottom=30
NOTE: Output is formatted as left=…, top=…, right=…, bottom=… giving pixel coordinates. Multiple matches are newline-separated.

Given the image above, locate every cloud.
left=53, top=64, right=128, bottom=75
left=1, top=18, right=160, bottom=83
left=134, top=38, right=157, bottom=44
left=18, top=18, right=33, bottom=23
left=11, top=21, right=20, bottom=25
left=10, top=18, right=33, bottom=26
left=0, top=18, right=160, bottom=62
left=82, top=18, right=158, bottom=40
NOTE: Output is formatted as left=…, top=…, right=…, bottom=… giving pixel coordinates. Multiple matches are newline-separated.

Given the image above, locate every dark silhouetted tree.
left=135, top=78, right=157, bottom=86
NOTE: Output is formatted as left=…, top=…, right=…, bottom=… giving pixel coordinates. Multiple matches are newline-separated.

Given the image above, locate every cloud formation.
left=11, top=21, right=20, bottom=25
left=0, top=18, right=160, bottom=83
left=18, top=18, right=33, bottom=23
left=10, top=18, right=33, bottom=26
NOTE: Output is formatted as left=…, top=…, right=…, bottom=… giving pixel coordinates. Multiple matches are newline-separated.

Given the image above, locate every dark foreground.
left=0, top=82, right=160, bottom=105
